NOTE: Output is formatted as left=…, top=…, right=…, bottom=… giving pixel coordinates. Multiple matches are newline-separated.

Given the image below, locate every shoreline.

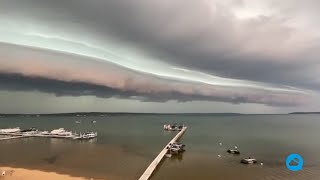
left=0, top=166, right=90, bottom=180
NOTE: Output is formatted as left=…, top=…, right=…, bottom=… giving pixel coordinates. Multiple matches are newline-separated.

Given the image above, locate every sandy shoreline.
left=0, top=167, right=91, bottom=180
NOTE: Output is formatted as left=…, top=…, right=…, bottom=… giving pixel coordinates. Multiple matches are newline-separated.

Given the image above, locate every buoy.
left=261, top=163, right=264, bottom=166
left=218, top=155, right=221, bottom=158
left=219, top=142, right=222, bottom=146
left=235, top=146, right=238, bottom=149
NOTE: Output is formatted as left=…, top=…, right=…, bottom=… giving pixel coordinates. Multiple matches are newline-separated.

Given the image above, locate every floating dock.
left=0, top=136, right=27, bottom=141
left=0, top=132, right=97, bottom=140
left=139, top=127, right=187, bottom=180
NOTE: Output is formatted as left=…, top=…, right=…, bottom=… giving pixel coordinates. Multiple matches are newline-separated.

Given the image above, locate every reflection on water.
left=0, top=114, right=319, bottom=179
left=168, top=152, right=184, bottom=162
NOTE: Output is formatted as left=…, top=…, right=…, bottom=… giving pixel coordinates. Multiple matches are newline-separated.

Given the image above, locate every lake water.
left=0, top=114, right=319, bottom=180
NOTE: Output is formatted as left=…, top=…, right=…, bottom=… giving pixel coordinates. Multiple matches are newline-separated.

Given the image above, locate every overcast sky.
left=0, top=0, right=319, bottom=113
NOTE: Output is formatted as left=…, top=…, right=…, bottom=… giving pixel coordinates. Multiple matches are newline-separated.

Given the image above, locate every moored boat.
left=50, top=128, right=72, bottom=136
left=0, top=127, right=21, bottom=133
left=227, top=149, right=240, bottom=154
left=73, top=131, right=97, bottom=140
left=241, top=157, right=257, bottom=164
left=164, top=124, right=185, bottom=131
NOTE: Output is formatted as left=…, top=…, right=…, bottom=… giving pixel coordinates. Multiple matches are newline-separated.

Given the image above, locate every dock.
left=139, top=127, right=187, bottom=180
left=0, top=136, right=27, bottom=141
left=0, top=132, right=97, bottom=140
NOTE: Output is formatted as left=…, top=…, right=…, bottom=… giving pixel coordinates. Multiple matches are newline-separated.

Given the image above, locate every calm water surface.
left=0, top=114, right=319, bottom=180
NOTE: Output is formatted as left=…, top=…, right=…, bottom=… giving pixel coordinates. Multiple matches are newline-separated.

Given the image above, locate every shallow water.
left=0, top=114, right=319, bottom=179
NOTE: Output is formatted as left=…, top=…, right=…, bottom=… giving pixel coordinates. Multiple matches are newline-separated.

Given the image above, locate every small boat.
left=163, top=124, right=185, bottom=131
left=227, top=149, right=240, bottom=154
left=171, top=142, right=186, bottom=149
left=170, top=144, right=185, bottom=152
left=40, top=131, right=50, bottom=135
left=73, top=131, right=97, bottom=140
left=21, top=127, right=38, bottom=135
left=92, top=120, right=97, bottom=124
left=167, top=142, right=186, bottom=153
left=81, top=132, right=97, bottom=139
left=50, top=128, right=72, bottom=136
left=0, top=127, right=21, bottom=133
left=75, top=120, right=81, bottom=124
left=166, top=146, right=180, bottom=154
left=241, top=158, right=257, bottom=164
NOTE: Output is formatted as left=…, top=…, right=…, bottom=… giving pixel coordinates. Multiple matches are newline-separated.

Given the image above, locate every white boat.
left=166, top=146, right=180, bottom=154
left=170, top=142, right=186, bottom=149
left=21, top=127, right=38, bottom=135
left=0, top=127, right=21, bottom=133
left=227, top=149, right=240, bottom=154
left=167, top=142, right=186, bottom=154
left=163, top=124, right=185, bottom=131
left=50, top=128, right=72, bottom=136
left=81, top=132, right=97, bottom=139
left=73, top=131, right=97, bottom=140
left=241, top=158, right=257, bottom=164
left=40, top=131, right=50, bottom=135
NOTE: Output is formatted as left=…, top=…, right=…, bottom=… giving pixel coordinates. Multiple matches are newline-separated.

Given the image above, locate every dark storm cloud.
left=1, top=0, right=317, bottom=90
left=0, top=42, right=309, bottom=106
left=0, top=0, right=318, bottom=108
left=0, top=72, right=307, bottom=106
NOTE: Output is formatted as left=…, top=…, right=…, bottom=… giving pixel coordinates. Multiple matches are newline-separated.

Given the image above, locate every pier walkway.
left=139, top=127, right=187, bottom=180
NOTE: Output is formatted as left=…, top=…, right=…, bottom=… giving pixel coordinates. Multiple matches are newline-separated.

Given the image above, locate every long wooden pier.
left=139, top=127, right=187, bottom=180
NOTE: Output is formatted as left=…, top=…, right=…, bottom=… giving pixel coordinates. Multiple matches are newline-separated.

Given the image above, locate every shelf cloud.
left=0, top=0, right=319, bottom=112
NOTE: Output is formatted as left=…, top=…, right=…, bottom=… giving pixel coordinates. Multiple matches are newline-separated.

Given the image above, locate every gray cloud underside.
left=3, top=0, right=317, bottom=90
left=0, top=72, right=307, bottom=106
left=0, top=0, right=318, bottom=107
left=0, top=43, right=309, bottom=106
left=0, top=0, right=319, bottom=92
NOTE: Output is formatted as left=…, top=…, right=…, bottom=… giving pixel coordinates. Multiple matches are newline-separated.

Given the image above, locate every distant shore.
left=1, top=111, right=319, bottom=116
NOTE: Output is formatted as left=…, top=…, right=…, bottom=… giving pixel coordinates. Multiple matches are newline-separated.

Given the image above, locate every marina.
left=0, top=127, right=97, bottom=140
